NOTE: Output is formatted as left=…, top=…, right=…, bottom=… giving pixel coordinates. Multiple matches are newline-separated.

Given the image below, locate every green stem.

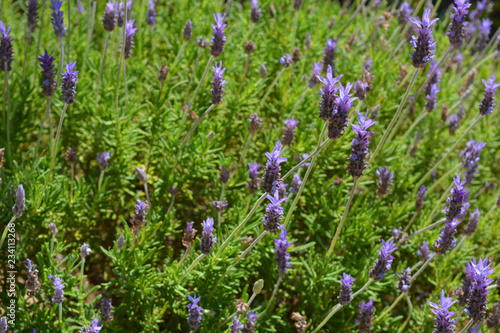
left=55, top=37, right=65, bottom=90
left=166, top=194, right=176, bottom=218
left=375, top=292, right=405, bottom=323
left=66, top=0, right=71, bottom=60
left=400, top=219, right=446, bottom=245
left=291, top=10, right=298, bottom=46
left=397, top=294, right=413, bottom=333
left=180, top=104, right=216, bottom=150
left=288, top=87, right=309, bottom=117
left=4, top=62, right=11, bottom=160
left=70, top=163, right=74, bottom=203
left=458, top=320, right=473, bottom=333
left=35, top=0, right=47, bottom=61
left=338, top=0, right=367, bottom=39
left=59, top=303, right=63, bottom=332
left=98, top=170, right=105, bottom=192
left=402, top=212, right=419, bottom=234
left=411, top=253, right=436, bottom=282
left=237, top=133, right=253, bottom=167
left=144, top=182, right=150, bottom=204
left=177, top=246, right=191, bottom=267
left=263, top=277, right=282, bottom=313
left=179, top=254, right=205, bottom=283
left=172, top=41, right=187, bottom=69
left=399, top=109, right=427, bottom=143
left=414, top=46, right=452, bottom=98
left=97, top=32, right=111, bottom=94
left=259, top=67, right=286, bottom=109
left=281, top=138, right=330, bottom=181
left=80, top=257, right=85, bottom=294
left=0, top=216, right=16, bottom=250
left=21, top=32, right=32, bottom=80
left=50, top=232, right=55, bottom=256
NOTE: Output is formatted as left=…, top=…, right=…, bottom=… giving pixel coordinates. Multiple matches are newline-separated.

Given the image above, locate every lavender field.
left=0, top=0, right=500, bottom=332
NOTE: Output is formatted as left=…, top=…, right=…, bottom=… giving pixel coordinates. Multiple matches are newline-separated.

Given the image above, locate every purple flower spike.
left=263, top=190, right=286, bottom=234
left=210, top=13, right=226, bottom=58
left=445, top=175, right=469, bottom=221
left=97, top=151, right=110, bottom=171
left=448, top=114, right=459, bottom=136
left=465, top=257, right=495, bottom=323
left=27, top=0, right=39, bottom=33
left=308, top=62, right=322, bottom=88
left=146, top=1, right=157, bottom=26
left=290, top=174, right=302, bottom=193
left=102, top=2, right=116, bottom=32
left=347, top=112, right=376, bottom=179
left=280, top=53, right=293, bottom=68
left=355, top=80, right=369, bottom=101
left=283, top=117, right=299, bottom=146
left=248, top=113, right=262, bottom=133
left=317, top=65, right=343, bottom=121
left=376, top=166, right=394, bottom=197
left=428, top=289, right=457, bottom=333
left=463, top=208, right=480, bottom=236
left=395, top=267, right=412, bottom=291
left=461, top=140, right=486, bottom=184
left=243, top=311, right=258, bottom=332
left=250, top=0, right=261, bottom=23
left=131, top=199, right=148, bottom=233
left=398, top=2, right=413, bottom=26
left=182, top=221, right=197, bottom=248
left=230, top=316, right=244, bottom=333
left=246, top=162, right=261, bottom=193
left=479, top=75, right=500, bottom=116
left=425, top=83, right=439, bottom=113
left=357, top=299, right=374, bottom=333
left=0, top=21, right=14, bottom=70
left=123, top=20, right=138, bottom=59
left=322, top=37, right=337, bottom=74
left=369, top=239, right=397, bottom=281
left=434, top=218, right=461, bottom=255
left=417, top=241, right=433, bottom=262
left=81, top=317, right=102, bottom=332
left=409, top=8, right=439, bottom=68
left=274, top=229, right=292, bottom=278
left=117, top=1, right=132, bottom=27
left=12, top=184, right=25, bottom=217
left=416, top=185, right=427, bottom=212
left=261, top=141, right=287, bottom=194
left=50, top=0, right=66, bottom=38
left=187, top=294, right=203, bottom=332
left=211, top=61, right=226, bottom=105
left=476, top=18, right=492, bottom=51
left=0, top=317, right=7, bottom=333
left=328, top=81, right=356, bottom=140
left=61, top=61, right=78, bottom=104
left=425, top=60, right=442, bottom=96
left=48, top=274, right=65, bottom=303
left=100, top=298, right=114, bottom=324
left=338, top=273, right=356, bottom=305
left=200, top=217, right=217, bottom=255
left=183, top=20, right=193, bottom=42
left=457, top=260, right=476, bottom=308
left=447, top=0, right=471, bottom=47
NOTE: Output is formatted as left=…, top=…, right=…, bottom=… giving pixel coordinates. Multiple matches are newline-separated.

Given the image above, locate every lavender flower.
left=117, top=1, right=132, bottom=27
left=146, top=1, right=157, bottom=26
left=102, top=2, right=116, bottom=32
left=65, top=147, right=77, bottom=164
left=461, top=140, right=486, bottom=184
left=135, top=167, right=147, bottom=183
left=274, top=229, right=292, bottom=278
left=317, top=65, right=342, bottom=121
left=283, top=117, right=299, bottom=146
left=425, top=84, right=439, bottom=113
left=80, top=243, right=92, bottom=257
left=187, top=294, right=203, bottom=332
left=369, top=239, right=397, bottom=280
left=123, top=20, right=137, bottom=59
left=417, top=241, right=433, bottom=262
left=246, top=162, right=261, bottom=193
left=448, top=114, right=459, bottom=136
left=201, top=217, right=217, bottom=255
left=219, top=165, right=230, bottom=184
left=457, top=260, right=475, bottom=308
left=25, top=259, right=41, bottom=296
left=157, top=65, right=169, bottom=82
left=425, top=60, right=442, bottom=96
left=250, top=0, right=261, bottom=23
left=409, top=8, right=439, bottom=68
left=244, top=40, right=256, bottom=54
left=398, top=3, right=413, bottom=26
left=338, top=273, right=356, bottom=305
left=12, top=184, right=25, bottom=217
left=248, top=113, right=262, bottom=133
left=280, top=53, right=293, bottom=68
left=230, top=316, right=244, bottom=333
left=329, top=81, right=357, bottom=140
left=100, top=297, right=114, bottom=323
left=243, top=311, right=258, bottom=333
left=416, top=185, right=427, bottom=212
left=27, top=0, right=39, bottom=33
left=48, top=222, right=58, bottom=234
left=308, top=62, right=321, bottom=88
left=293, top=0, right=303, bottom=11
left=259, top=63, right=267, bottom=77
left=447, top=0, right=471, bottom=47
left=395, top=267, right=412, bottom=291
left=61, top=61, right=78, bottom=104
left=475, top=19, right=492, bottom=51
left=355, top=80, right=369, bottom=101
left=465, top=257, right=494, bottom=323
left=97, top=151, right=110, bottom=171
left=261, top=141, right=287, bottom=194
left=478, top=75, right=500, bottom=116
left=290, top=174, right=302, bottom=193
left=263, top=190, right=286, bottom=234
left=487, top=303, right=500, bottom=330
left=182, top=221, right=197, bottom=248
left=347, top=112, right=376, bottom=179
left=292, top=312, right=308, bottom=332
left=322, top=37, right=337, bottom=74
left=434, top=218, right=461, bottom=255
left=48, top=274, right=65, bottom=303
left=80, top=318, right=102, bottom=333
left=376, top=166, right=394, bottom=197
left=195, top=36, right=208, bottom=48
left=392, top=227, right=406, bottom=244
left=212, top=200, right=228, bottom=212
left=0, top=21, right=13, bottom=70
left=428, top=290, right=457, bottom=333
left=183, top=19, right=192, bottom=42
left=50, top=0, right=66, bottom=38
left=117, top=235, right=125, bottom=249
left=445, top=175, right=469, bottom=221
left=131, top=199, right=147, bottom=234
left=211, top=61, right=226, bottom=105
left=357, top=299, right=374, bottom=333
left=0, top=317, right=7, bottom=333
left=210, top=13, right=226, bottom=58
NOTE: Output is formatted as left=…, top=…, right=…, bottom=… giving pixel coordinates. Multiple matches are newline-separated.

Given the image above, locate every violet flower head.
left=280, top=53, right=293, bottom=68
left=395, top=267, right=412, bottom=292
left=100, top=297, right=114, bottom=324
left=425, top=60, right=442, bottom=96
left=50, top=0, right=66, bottom=38
left=290, top=174, right=302, bottom=193
left=61, top=61, right=78, bottom=104
left=183, top=19, right=193, bottom=42
left=102, top=2, right=116, bottom=32
left=274, top=229, right=292, bottom=278
left=476, top=18, right=492, bottom=50
left=392, top=227, right=406, bottom=244
left=80, top=318, right=102, bottom=333
left=0, top=21, right=13, bottom=70
left=48, top=274, right=65, bottom=303
left=463, top=208, right=480, bottom=236
left=146, top=1, right=157, bottom=26
left=263, top=190, right=286, bottom=234
left=487, top=303, right=500, bottom=330
left=187, top=294, right=203, bottom=332
left=12, top=184, right=25, bottom=217
left=39, top=49, right=56, bottom=97
left=465, top=257, right=494, bottom=323
left=211, top=61, right=226, bottom=105
left=80, top=243, right=92, bottom=258
left=434, top=218, right=461, bottom=255
left=212, top=200, right=228, bottom=212
left=246, top=162, right=261, bottom=193
left=369, top=239, right=397, bottom=281
left=308, top=62, right=322, bottom=88
left=417, top=241, right=433, bottom=262
left=479, top=75, right=500, bottom=116
left=328, top=81, right=356, bottom=140
left=428, top=289, right=457, bottom=333
left=445, top=175, right=469, bottom=221
left=195, top=36, right=208, bottom=49
left=301, top=153, right=311, bottom=168
left=416, top=185, right=427, bottom=212
left=447, top=0, right=471, bottom=47
left=322, top=37, right=337, bottom=74
left=425, top=83, right=439, bottom=113
left=461, top=140, right=486, bottom=184
left=27, top=0, right=39, bottom=33
left=355, top=80, right=369, bottom=101
left=357, top=299, right=374, bottom=333
left=283, top=117, right=299, bottom=146
left=261, top=141, right=287, bottom=194
left=278, top=183, right=288, bottom=200
left=117, top=1, right=132, bottom=27
left=135, top=167, right=147, bottom=183
left=293, top=0, right=303, bottom=11
left=398, top=2, right=413, bottom=26
left=219, top=165, right=230, bottom=184
left=376, top=166, right=394, bottom=197
left=317, top=65, right=342, bottom=121
left=409, top=8, right=439, bottom=68
left=338, top=273, right=356, bottom=305
left=200, top=217, right=217, bottom=255
left=182, top=221, right=197, bottom=248
left=48, top=222, right=58, bottom=234
left=210, top=13, right=226, bottom=58
left=250, top=0, right=261, bottom=23
left=230, top=316, right=244, bottom=333
left=131, top=200, right=148, bottom=233
left=457, top=261, right=476, bottom=308
left=248, top=113, right=262, bottom=133
left=25, top=259, right=41, bottom=296
left=0, top=317, right=7, bottom=333
left=243, top=311, right=258, bottom=333
left=123, top=20, right=138, bottom=59
left=97, top=151, right=110, bottom=171
left=448, top=114, right=459, bottom=136
left=259, top=63, right=267, bottom=77
left=347, top=112, right=376, bottom=179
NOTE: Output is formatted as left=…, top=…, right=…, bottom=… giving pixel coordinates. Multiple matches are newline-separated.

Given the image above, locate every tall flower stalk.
left=0, top=21, right=13, bottom=156
left=22, top=0, right=38, bottom=79
left=97, top=2, right=117, bottom=93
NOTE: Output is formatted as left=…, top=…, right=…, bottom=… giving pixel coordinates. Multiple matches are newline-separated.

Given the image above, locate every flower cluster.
left=274, top=229, right=292, bottom=278
left=357, top=299, right=374, bottom=333
left=79, top=318, right=102, bottom=333
left=61, top=62, right=79, bottom=105
left=219, top=165, right=230, bottom=184
left=398, top=2, right=413, bottom=26
left=416, top=185, right=427, bottom=212
left=280, top=54, right=293, bottom=68
left=246, top=162, right=261, bottom=193
left=100, top=298, right=114, bottom=324
left=147, top=1, right=157, bottom=26
left=102, top=2, right=116, bottom=32
left=347, top=112, right=376, bottom=179
left=184, top=19, right=193, bottom=42
left=97, top=151, right=110, bottom=171
left=417, top=241, right=433, bottom=262
left=200, top=217, right=216, bottom=255
left=290, top=174, right=302, bottom=193
left=369, top=239, right=397, bottom=281
left=48, top=274, right=65, bottom=303
left=182, top=222, right=197, bottom=248
left=25, top=259, right=41, bottom=296
left=261, top=141, right=287, bottom=194
left=478, top=75, right=500, bottom=116
left=131, top=199, right=148, bottom=234
left=445, top=175, right=469, bottom=221
left=428, top=290, right=457, bottom=333
left=376, top=166, right=394, bottom=197
left=263, top=190, right=286, bottom=234
left=409, top=8, right=439, bottom=68
left=243, top=311, right=258, bottom=333
left=27, top=0, right=39, bottom=33
left=447, top=0, right=471, bottom=47
left=434, top=218, right=461, bottom=255
left=50, top=0, right=66, bottom=38
left=210, top=13, right=226, bottom=58
left=123, top=20, right=138, bottom=59
left=465, top=257, right=494, bottom=323
left=211, top=61, right=226, bottom=105
left=250, top=0, right=261, bottom=23
left=283, top=117, right=299, bottom=146
left=0, top=21, right=14, bottom=71
left=12, top=184, right=25, bottom=217
left=338, top=273, right=355, bottom=305
left=187, top=294, right=203, bottom=332
left=322, top=37, right=337, bottom=74
left=395, top=267, right=412, bottom=292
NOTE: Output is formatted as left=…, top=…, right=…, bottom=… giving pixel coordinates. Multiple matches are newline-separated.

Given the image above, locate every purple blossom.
left=80, top=243, right=92, bottom=257
left=25, top=259, right=41, bottom=296
left=476, top=18, right=492, bottom=50
left=263, top=190, right=286, bottom=234
left=398, top=2, right=413, bottom=26
left=212, top=200, right=228, bottom=212
left=322, top=37, right=337, bottom=74
left=461, top=140, right=486, bottom=184
left=230, top=316, right=244, bottom=333
left=100, top=298, right=114, bottom=324
left=428, top=289, right=457, bottom=333
left=187, top=294, right=203, bottom=332
left=417, top=241, right=433, bottom=262
left=463, top=208, right=480, bottom=236
left=131, top=199, right=147, bottom=233
left=146, top=1, right=157, bottom=26
left=308, top=62, right=322, bottom=88
left=183, top=19, right=193, bottom=42
left=117, top=1, right=132, bottom=27
left=479, top=75, right=500, bottom=116
left=0, top=21, right=13, bottom=70
left=278, top=182, right=288, bottom=200
left=409, top=8, right=439, bottom=68
left=425, top=60, right=442, bottom=96
left=123, top=20, right=137, bottom=59
left=293, top=0, right=303, bottom=11
left=416, top=185, right=427, bottom=212
left=61, top=61, right=78, bottom=104
left=135, top=167, right=147, bottom=183
left=274, top=229, right=292, bottom=278
left=465, top=257, right=494, bottom=323
left=97, top=151, right=110, bottom=171
left=12, top=184, right=25, bottom=217
left=182, top=221, right=197, bottom=248
left=457, top=260, right=476, bottom=308
left=395, top=267, right=412, bottom=291
left=447, top=0, right=471, bottom=47
left=210, top=13, right=226, bottom=58
left=328, top=81, right=357, bottom=140
left=355, top=80, right=369, bottom=101
left=248, top=113, right=262, bottom=133
left=283, top=117, right=299, bottom=146
left=376, top=166, right=394, bottom=197
left=486, top=303, right=500, bottom=330
left=338, top=273, right=355, bottom=305
left=280, top=53, right=293, bottom=68
left=200, top=217, right=217, bottom=255
left=425, top=83, right=439, bottom=113
left=80, top=318, right=102, bottom=333
left=347, top=112, right=376, bottom=179
left=211, top=61, right=226, bottom=105
left=243, top=311, right=258, bottom=332
left=369, top=239, right=397, bottom=281
left=50, top=0, right=66, bottom=38
left=261, top=141, right=287, bottom=194
left=300, top=153, right=311, bottom=168
left=445, top=175, right=469, bottom=221
left=27, top=0, right=39, bottom=33
left=250, top=0, right=261, bottom=23
left=434, top=218, right=461, bottom=255
left=48, top=274, right=65, bottom=303
left=357, top=299, right=374, bottom=333
left=102, top=2, right=116, bottom=32
left=290, top=174, right=302, bottom=193
left=219, top=165, right=230, bottom=184
left=39, top=50, right=56, bottom=97
left=0, top=317, right=7, bottom=333
left=246, top=162, right=261, bottom=193
left=317, top=65, right=342, bottom=122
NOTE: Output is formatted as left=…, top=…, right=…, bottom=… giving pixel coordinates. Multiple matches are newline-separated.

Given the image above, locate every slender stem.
left=98, top=170, right=105, bottom=192
left=259, top=67, right=285, bottom=109
left=181, top=104, right=216, bottom=148
left=123, top=60, right=128, bottom=101
left=4, top=63, right=11, bottom=158
left=426, top=182, right=454, bottom=224
left=288, top=87, right=309, bottom=117
left=22, top=32, right=32, bottom=79
left=179, top=254, right=205, bottom=283
left=397, top=294, right=413, bottom=333
left=414, top=115, right=483, bottom=192
left=243, top=193, right=254, bottom=216
left=0, top=216, right=16, bottom=250
left=237, top=133, right=253, bottom=167
left=35, top=0, right=47, bottom=61
left=218, top=211, right=222, bottom=229
left=402, top=212, right=419, bottom=234
left=144, top=182, right=150, bottom=204
left=82, top=0, right=97, bottom=72
left=291, top=10, right=298, bottom=46
left=281, top=139, right=330, bottom=181
left=458, top=320, right=473, bottom=333
left=399, top=109, right=427, bottom=143
left=370, top=68, right=420, bottom=163
left=70, top=163, right=74, bottom=202
left=263, top=277, right=282, bottom=313
left=283, top=123, right=328, bottom=229
left=166, top=195, right=176, bottom=218
left=241, top=54, right=251, bottom=84
left=177, top=246, right=191, bottom=267
left=326, top=178, right=360, bottom=258
left=97, top=32, right=111, bottom=94
left=79, top=258, right=85, bottom=294
left=55, top=37, right=65, bottom=90
left=59, top=303, right=63, bottom=332
left=215, top=193, right=267, bottom=259
left=50, top=232, right=55, bottom=256
left=352, top=278, right=374, bottom=298
left=414, top=46, right=452, bottom=98
left=375, top=292, right=405, bottom=323
left=411, top=253, right=436, bottom=282
left=401, top=219, right=446, bottom=245
left=172, top=41, right=187, bottom=69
